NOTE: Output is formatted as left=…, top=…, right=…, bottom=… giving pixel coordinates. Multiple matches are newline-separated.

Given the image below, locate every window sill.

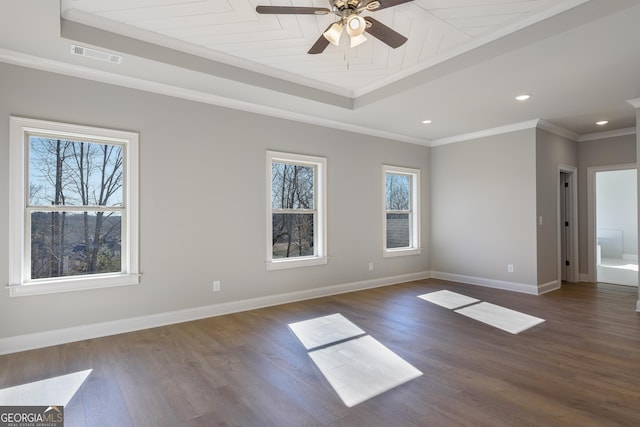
left=383, top=248, right=422, bottom=258
left=8, top=273, right=140, bottom=297
left=266, top=256, right=328, bottom=270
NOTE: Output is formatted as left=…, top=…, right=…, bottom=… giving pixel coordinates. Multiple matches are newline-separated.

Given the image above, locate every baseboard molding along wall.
left=579, top=273, right=591, bottom=283
left=431, top=271, right=540, bottom=295
left=636, top=299, right=640, bottom=313
left=0, top=271, right=431, bottom=355
left=538, top=280, right=561, bottom=294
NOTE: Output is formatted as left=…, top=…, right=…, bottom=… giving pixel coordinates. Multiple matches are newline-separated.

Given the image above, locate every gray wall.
left=535, top=129, right=578, bottom=286
left=430, top=129, right=538, bottom=287
left=577, top=134, right=636, bottom=277
left=0, top=62, right=431, bottom=338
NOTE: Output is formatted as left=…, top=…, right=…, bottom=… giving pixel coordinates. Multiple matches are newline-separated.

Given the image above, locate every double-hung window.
left=9, top=117, right=139, bottom=296
left=383, top=165, right=421, bottom=256
left=267, top=151, right=327, bottom=270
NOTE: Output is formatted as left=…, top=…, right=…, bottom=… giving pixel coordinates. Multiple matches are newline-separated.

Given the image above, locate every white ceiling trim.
left=627, top=98, right=640, bottom=109
left=537, top=120, right=580, bottom=141
left=430, top=119, right=540, bottom=147
left=578, top=127, right=637, bottom=142
left=0, top=47, right=429, bottom=146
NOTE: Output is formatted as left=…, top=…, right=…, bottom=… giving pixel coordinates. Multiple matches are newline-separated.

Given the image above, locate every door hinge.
left=565, top=260, right=570, bottom=266
left=565, top=221, right=569, bottom=227
left=564, top=182, right=569, bottom=188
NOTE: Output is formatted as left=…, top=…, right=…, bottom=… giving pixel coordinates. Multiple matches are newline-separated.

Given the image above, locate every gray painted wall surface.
left=430, top=129, right=538, bottom=286
left=0, top=63, right=431, bottom=338
left=577, top=134, right=636, bottom=277
left=535, top=129, right=578, bottom=286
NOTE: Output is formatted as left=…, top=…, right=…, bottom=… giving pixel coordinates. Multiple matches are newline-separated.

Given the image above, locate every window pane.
left=30, top=211, right=122, bottom=279
left=272, top=163, right=314, bottom=210
left=272, top=213, right=314, bottom=258
left=386, top=173, right=410, bottom=210
left=29, top=137, right=124, bottom=207
left=386, top=213, right=410, bottom=248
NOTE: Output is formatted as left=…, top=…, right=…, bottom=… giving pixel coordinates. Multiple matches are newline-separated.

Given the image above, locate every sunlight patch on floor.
left=288, top=313, right=365, bottom=350
left=455, top=302, right=545, bottom=334
left=308, top=335, right=422, bottom=408
left=417, top=289, right=479, bottom=309
left=289, top=315, right=421, bottom=407
left=0, top=369, right=92, bottom=406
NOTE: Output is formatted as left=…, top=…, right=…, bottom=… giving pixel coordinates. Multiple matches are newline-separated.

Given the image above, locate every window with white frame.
left=383, top=165, right=421, bottom=256
left=267, top=151, right=327, bottom=270
left=9, top=117, right=139, bottom=296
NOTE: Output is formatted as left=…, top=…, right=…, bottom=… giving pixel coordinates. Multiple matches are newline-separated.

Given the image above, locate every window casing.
left=267, top=151, right=327, bottom=270
left=383, top=165, right=421, bottom=257
left=9, top=117, right=139, bottom=296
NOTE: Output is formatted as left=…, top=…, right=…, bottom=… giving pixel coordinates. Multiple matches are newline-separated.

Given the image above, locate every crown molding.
left=627, top=98, right=640, bottom=109
left=537, top=120, right=580, bottom=141
left=0, top=48, right=430, bottom=147
left=430, top=119, right=540, bottom=147
left=579, top=127, right=637, bottom=142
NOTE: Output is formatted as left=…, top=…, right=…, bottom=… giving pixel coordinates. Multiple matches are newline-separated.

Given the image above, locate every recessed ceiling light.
left=422, top=120, right=432, bottom=124
left=596, top=120, right=609, bottom=126
left=515, top=94, right=531, bottom=101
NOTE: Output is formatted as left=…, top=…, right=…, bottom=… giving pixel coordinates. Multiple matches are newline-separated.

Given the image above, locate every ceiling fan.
left=255, top=0, right=413, bottom=54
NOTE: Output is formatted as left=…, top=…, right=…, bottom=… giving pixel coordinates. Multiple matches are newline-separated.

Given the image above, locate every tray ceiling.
left=60, top=0, right=565, bottom=96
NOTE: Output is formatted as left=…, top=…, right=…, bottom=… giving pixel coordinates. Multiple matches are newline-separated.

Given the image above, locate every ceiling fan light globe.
left=350, top=33, right=367, bottom=48
left=323, top=22, right=343, bottom=46
left=346, top=15, right=366, bottom=36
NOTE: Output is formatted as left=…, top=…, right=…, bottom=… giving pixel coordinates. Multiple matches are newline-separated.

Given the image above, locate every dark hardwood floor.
left=1, top=280, right=639, bottom=426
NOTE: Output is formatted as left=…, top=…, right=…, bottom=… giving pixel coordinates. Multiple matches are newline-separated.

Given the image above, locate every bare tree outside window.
left=29, top=136, right=124, bottom=279
left=271, top=162, right=315, bottom=258
left=386, top=173, right=411, bottom=248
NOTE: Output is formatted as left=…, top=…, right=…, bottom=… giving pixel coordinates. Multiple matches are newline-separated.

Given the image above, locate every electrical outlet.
left=368, top=262, right=374, bottom=271
left=213, top=280, right=221, bottom=292
left=507, top=264, right=514, bottom=273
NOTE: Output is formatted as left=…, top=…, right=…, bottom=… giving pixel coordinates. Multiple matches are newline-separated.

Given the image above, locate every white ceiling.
left=59, top=0, right=565, bottom=96
left=2, top=0, right=640, bottom=144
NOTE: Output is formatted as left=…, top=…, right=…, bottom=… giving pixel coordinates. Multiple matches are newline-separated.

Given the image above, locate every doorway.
left=594, top=168, right=638, bottom=286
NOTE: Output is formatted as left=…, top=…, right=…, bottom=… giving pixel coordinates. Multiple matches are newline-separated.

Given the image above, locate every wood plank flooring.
left=1, top=280, right=639, bottom=426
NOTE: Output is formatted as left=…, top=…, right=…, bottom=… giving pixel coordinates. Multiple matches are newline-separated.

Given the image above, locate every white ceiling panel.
left=60, top=0, right=573, bottom=94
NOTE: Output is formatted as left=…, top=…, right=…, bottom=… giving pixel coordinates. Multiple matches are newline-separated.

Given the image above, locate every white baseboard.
left=538, top=280, right=561, bottom=294
left=431, top=271, right=539, bottom=295
left=0, top=271, right=431, bottom=355
left=579, top=273, right=591, bottom=283
left=637, top=299, right=640, bottom=313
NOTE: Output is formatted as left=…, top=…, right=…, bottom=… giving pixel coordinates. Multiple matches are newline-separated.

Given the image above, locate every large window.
left=383, top=165, right=421, bottom=256
left=9, top=117, right=139, bottom=296
left=267, top=151, right=327, bottom=270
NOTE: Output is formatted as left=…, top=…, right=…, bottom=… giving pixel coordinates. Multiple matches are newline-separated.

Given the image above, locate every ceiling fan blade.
left=308, top=24, right=333, bottom=54
left=370, top=0, right=414, bottom=11
left=363, top=16, right=408, bottom=48
left=256, top=6, right=330, bottom=15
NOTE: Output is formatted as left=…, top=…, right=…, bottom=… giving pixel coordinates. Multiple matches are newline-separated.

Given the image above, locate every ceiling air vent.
left=70, top=45, right=123, bottom=64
